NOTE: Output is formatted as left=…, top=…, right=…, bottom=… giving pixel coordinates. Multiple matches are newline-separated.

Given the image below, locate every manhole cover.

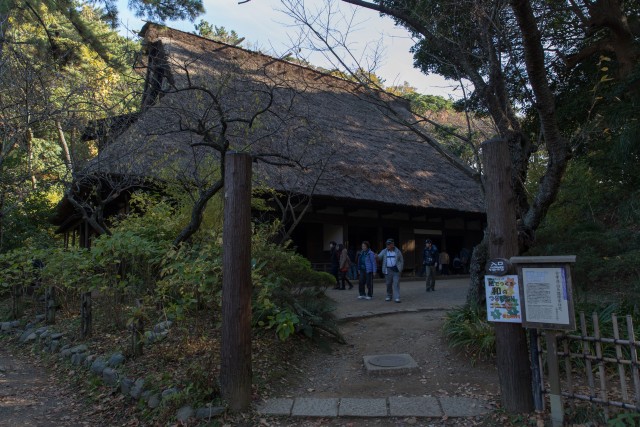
left=368, top=355, right=410, bottom=367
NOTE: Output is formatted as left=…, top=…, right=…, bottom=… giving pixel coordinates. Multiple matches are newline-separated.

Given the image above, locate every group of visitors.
left=329, top=238, right=404, bottom=303
left=328, top=239, right=472, bottom=302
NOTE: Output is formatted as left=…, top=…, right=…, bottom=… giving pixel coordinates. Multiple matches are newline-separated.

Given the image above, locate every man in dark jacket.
left=423, top=240, right=439, bottom=292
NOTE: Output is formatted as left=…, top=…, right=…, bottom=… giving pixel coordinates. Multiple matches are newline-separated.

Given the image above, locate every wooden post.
left=545, top=331, right=564, bottom=426
left=529, top=329, right=544, bottom=411
left=481, top=138, right=534, bottom=412
left=81, top=292, right=92, bottom=338
left=131, top=299, right=144, bottom=358
left=79, top=221, right=92, bottom=338
left=45, top=286, right=56, bottom=324
left=220, top=152, right=253, bottom=412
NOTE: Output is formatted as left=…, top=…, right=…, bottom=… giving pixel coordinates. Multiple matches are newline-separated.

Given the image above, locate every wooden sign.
left=511, top=256, right=576, bottom=331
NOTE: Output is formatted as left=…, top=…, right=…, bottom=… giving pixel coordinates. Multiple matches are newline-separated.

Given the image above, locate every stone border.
left=257, top=396, right=491, bottom=418
left=0, top=318, right=224, bottom=423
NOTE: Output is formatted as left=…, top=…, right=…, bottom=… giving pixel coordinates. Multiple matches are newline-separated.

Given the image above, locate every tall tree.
left=0, top=1, right=140, bottom=250
left=273, top=0, right=639, bottom=412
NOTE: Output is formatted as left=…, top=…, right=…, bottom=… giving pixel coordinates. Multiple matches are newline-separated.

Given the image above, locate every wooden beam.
left=220, top=152, right=253, bottom=411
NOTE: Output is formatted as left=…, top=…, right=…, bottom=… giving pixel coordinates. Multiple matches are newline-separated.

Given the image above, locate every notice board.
left=511, top=256, right=576, bottom=331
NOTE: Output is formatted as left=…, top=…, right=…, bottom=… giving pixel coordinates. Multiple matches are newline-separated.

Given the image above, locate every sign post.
left=511, top=255, right=577, bottom=427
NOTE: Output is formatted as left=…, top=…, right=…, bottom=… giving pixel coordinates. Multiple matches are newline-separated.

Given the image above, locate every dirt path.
left=0, top=346, right=97, bottom=427
left=277, top=310, right=499, bottom=402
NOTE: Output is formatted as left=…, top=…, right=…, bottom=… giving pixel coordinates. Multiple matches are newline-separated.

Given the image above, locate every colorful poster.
left=485, top=275, right=522, bottom=323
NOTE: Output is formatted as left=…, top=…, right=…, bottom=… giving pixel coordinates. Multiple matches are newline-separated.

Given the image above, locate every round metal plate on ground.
left=368, top=355, right=410, bottom=367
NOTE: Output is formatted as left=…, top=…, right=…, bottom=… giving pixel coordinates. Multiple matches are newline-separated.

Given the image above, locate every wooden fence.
left=538, top=312, right=640, bottom=420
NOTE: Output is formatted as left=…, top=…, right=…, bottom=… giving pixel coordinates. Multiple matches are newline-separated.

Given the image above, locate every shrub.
left=442, top=302, right=495, bottom=363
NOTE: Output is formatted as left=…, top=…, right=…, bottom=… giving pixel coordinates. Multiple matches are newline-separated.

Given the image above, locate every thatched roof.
left=85, top=23, right=485, bottom=214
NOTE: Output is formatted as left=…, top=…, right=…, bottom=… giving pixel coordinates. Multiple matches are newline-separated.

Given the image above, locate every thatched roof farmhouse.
left=54, top=23, right=486, bottom=272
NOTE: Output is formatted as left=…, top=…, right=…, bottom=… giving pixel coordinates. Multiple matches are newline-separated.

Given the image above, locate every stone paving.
left=257, top=276, right=493, bottom=419
left=257, top=395, right=490, bottom=418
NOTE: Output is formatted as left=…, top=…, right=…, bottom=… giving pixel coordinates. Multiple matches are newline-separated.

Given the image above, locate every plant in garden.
left=251, top=228, right=342, bottom=343
left=442, top=302, right=495, bottom=363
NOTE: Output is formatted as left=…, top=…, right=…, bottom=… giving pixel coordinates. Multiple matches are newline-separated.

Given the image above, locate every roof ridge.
left=139, top=22, right=396, bottom=99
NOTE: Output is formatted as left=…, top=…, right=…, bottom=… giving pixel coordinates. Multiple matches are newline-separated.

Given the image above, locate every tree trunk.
left=56, top=121, right=74, bottom=176
left=220, top=152, right=253, bottom=411
left=26, top=128, right=37, bottom=189
left=482, top=137, right=534, bottom=413
left=466, top=234, right=488, bottom=307
left=511, top=0, right=571, bottom=235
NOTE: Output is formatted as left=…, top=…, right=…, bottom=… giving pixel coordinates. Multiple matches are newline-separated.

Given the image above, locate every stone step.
left=256, top=395, right=490, bottom=418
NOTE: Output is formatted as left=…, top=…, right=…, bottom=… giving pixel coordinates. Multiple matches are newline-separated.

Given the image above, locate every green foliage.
left=157, top=232, right=223, bottom=320
left=402, top=91, right=454, bottom=114
left=126, top=0, right=204, bottom=22
left=251, top=224, right=342, bottom=342
left=608, top=412, right=640, bottom=427
left=442, top=303, right=495, bottom=363
left=0, top=248, right=39, bottom=297
left=194, top=21, right=243, bottom=46
left=528, top=158, right=640, bottom=299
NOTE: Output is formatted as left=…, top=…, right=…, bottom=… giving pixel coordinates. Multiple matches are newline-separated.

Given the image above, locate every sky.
left=115, top=0, right=461, bottom=99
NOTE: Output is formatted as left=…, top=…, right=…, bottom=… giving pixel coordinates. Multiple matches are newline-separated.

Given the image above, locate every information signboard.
left=511, top=256, right=576, bottom=331
left=485, top=275, right=522, bottom=323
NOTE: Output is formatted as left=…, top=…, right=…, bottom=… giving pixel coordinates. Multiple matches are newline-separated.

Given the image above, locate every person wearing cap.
left=377, top=238, right=404, bottom=303
left=423, top=239, right=439, bottom=292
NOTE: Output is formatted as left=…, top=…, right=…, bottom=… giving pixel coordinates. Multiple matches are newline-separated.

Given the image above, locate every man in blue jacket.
left=423, top=239, right=439, bottom=292
left=357, top=241, right=377, bottom=299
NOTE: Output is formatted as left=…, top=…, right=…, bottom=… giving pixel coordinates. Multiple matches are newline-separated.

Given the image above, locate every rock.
left=19, top=329, right=35, bottom=343
left=176, top=406, right=194, bottom=422
left=141, top=390, right=152, bottom=402
left=147, top=394, right=161, bottom=409
left=49, top=340, right=61, bottom=353
left=39, top=330, right=50, bottom=340
left=120, top=378, right=134, bottom=396
left=153, top=320, right=173, bottom=333
left=71, top=352, right=87, bottom=366
left=195, top=406, right=224, bottom=419
left=161, top=387, right=178, bottom=399
left=84, top=354, right=97, bottom=368
left=1, top=322, right=12, bottom=331
left=90, top=358, right=107, bottom=375
left=144, top=331, right=157, bottom=344
left=59, top=348, right=72, bottom=359
left=102, top=368, right=119, bottom=386
left=107, top=353, right=125, bottom=367
left=130, top=379, right=145, bottom=400
left=10, top=321, right=20, bottom=328
left=35, top=314, right=45, bottom=322
left=24, top=333, right=37, bottom=343
left=49, top=332, right=64, bottom=340
left=34, top=326, right=48, bottom=335
left=70, top=344, right=88, bottom=354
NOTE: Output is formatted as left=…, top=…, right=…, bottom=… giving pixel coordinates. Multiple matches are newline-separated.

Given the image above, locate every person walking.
left=338, top=243, right=353, bottom=290
left=423, top=239, right=439, bottom=292
left=347, top=243, right=358, bottom=280
left=329, top=241, right=340, bottom=289
left=357, top=241, right=376, bottom=299
left=439, top=250, right=450, bottom=276
left=378, top=238, right=404, bottom=303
